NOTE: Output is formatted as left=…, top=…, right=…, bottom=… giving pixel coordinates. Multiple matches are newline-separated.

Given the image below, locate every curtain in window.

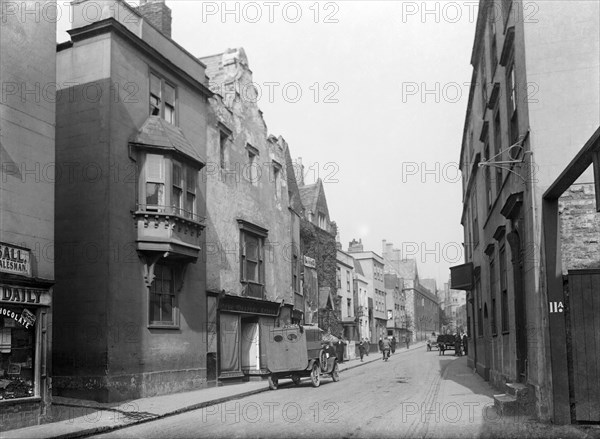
left=219, top=313, right=240, bottom=372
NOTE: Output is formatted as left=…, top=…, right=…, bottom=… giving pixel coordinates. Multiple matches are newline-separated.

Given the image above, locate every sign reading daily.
left=0, top=243, right=31, bottom=277
left=0, top=285, right=50, bottom=306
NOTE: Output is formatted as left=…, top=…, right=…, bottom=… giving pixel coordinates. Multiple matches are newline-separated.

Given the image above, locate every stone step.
left=494, top=393, right=518, bottom=416
left=505, top=382, right=529, bottom=399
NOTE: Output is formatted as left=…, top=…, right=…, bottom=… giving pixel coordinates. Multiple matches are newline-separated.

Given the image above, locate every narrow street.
left=91, top=348, right=595, bottom=439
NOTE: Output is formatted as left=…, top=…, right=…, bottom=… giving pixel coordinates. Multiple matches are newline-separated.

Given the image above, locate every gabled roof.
left=299, top=179, right=330, bottom=220
left=395, top=259, right=419, bottom=282
left=283, top=141, right=305, bottom=215
left=130, top=116, right=205, bottom=166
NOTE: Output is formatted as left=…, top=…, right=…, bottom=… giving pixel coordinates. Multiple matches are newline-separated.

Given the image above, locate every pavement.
left=2, top=342, right=426, bottom=439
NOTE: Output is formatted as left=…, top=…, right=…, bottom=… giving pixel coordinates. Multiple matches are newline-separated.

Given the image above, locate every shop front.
left=217, top=294, right=291, bottom=382
left=0, top=243, right=52, bottom=430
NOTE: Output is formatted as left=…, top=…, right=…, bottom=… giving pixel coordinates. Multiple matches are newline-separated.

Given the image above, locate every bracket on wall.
left=141, top=252, right=168, bottom=287
left=478, top=132, right=531, bottom=182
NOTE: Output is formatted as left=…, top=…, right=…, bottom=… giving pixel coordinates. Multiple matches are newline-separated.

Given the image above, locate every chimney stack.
left=137, top=0, right=172, bottom=39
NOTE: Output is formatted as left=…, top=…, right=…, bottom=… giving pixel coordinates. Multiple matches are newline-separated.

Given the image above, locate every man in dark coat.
left=391, top=336, right=397, bottom=354
left=462, top=332, right=468, bottom=355
left=454, top=333, right=462, bottom=356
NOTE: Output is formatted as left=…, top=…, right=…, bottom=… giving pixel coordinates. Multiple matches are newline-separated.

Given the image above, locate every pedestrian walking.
left=378, top=337, right=384, bottom=353
left=381, top=337, right=391, bottom=360
left=358, top=340, right=366, bottom=362
left=391, top=336, right=397, bottom=354
left=462, top=332, right=468, bottom=355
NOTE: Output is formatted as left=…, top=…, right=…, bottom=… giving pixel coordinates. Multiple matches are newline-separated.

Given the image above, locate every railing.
left=136, top=204, right=205, bottom=224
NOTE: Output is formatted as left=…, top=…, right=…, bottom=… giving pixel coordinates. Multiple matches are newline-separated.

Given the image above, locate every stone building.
left=53, top=0, right=210, bottom=401
left=453, top=0, right=599, bottom=423
left=337, top=249, right=357, bottom=340
left=199, top=47, right=302, bottom=383
left=347, top=240, right=386, bottom=343
left=0, top=0, right=56, bottom=429
left=382, top=241, right=440, bottom=342
left=384, top=274, right=406, bottom=341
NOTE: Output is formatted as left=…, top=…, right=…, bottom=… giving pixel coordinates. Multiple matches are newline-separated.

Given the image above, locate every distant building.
left=353, top=259, right=370, bottom=341
left=0, top=0, right=56, bottom=429
left=337, top=250, right=357, bottom=340
left=382, top=241, right=440, bottom=342
left=384, top=274, right=406, bottom=340
left=348, top=240, right=386, bottom=343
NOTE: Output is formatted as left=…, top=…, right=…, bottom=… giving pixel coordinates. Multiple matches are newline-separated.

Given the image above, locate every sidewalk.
left=3, top=342, right=426, bottom=439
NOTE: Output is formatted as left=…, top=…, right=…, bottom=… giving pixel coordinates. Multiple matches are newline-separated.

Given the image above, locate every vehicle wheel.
left=310, top=363, right=321, bottom=387
left=292, top=375, right=301, bottom=386
left=331, top=362, right=340, bottom=382
left=319, top=350, right=328, bottom=373
left=268, top=375, right=278, bottom=390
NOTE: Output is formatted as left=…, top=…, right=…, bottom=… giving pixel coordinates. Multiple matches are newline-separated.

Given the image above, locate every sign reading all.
left=0, top=243, right=31, bottom=277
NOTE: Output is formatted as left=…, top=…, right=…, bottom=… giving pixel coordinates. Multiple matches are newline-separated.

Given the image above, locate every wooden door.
left=568, top=269, right=600, bottom=423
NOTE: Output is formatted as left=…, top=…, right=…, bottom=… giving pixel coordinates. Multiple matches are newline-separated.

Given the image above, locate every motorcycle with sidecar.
left=265, top=324, right=340, bottom=390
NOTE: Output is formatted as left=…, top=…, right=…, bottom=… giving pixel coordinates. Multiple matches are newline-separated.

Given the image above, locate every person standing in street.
left=391, top=336, right=397, bottom=354
left=404, top=335, right=410, bottom=349
left=378, top=337, right=384, bottom=353
left=454, top=333, right=462, bottom=356
left=462, top=332, right=468, bottom=355
left=364, top=338, right=370, bottom=356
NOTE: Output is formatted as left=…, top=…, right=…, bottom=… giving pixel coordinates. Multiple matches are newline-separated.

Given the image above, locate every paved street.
left=91, top=348, right=598, bottom=439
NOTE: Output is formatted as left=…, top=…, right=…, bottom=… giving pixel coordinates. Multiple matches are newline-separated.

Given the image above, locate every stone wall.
left=559, top=183, right=600, bottom=273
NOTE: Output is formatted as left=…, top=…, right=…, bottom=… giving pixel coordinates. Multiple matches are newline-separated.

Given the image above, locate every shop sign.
left=303, top=255, right=316, bottom=268
left=220, top=297, right=280, bottom=316
left=0, top=306, right=36, bottom=329
left=0, top=285, right=50, bottom=306
left=0, top=243, right=31, bottom=277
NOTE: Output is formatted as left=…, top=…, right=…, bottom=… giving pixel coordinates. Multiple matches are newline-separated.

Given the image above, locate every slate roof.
left=393, top=259, right=419, bottom=281
left=130, top=116, right=205, bottom=166
left=284, top=142, right=305, bottom=215
left=299, top=183, right=319, bottom=214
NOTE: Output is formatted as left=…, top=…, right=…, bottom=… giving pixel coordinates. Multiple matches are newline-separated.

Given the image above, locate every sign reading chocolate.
left=0, top=306, right=36, bottom=329
left=0, top=285, right=50, bottom=306
left=0, top=243, right=31, bottom=277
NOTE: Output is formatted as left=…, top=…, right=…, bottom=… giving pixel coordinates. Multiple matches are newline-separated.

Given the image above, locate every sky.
left=57, top=1, right=478, bottom=289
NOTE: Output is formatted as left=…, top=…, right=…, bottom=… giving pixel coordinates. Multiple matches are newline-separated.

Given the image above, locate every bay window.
left=140, top=153, right=200, bottom=221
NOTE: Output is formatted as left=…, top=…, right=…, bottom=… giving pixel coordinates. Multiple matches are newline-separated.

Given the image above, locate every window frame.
left=149, top=71, right=177, bottom=125
left=500, top=244, right=509, bottom=333
left=139, top=152, right=201, bottom=222
left=148, top=263, right=179, bottom=328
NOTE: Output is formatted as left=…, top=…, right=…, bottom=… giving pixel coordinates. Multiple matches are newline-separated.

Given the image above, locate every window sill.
left=502, top=330, right=510, bottom=335
left=148, top=324, right=180, bottom=330
left=0, top=396, right=41, bottom=406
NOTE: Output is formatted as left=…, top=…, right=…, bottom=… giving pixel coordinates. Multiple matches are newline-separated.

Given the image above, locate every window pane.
left=186, top=169, right=196, bottom=192
left=164, top=83, right=175, bottom=105
left=245, top=235, right=259, bottom=260
left=149, top=293, right=161, bottom=323
left=162, top=295, right=173, bottom=322
left=146, top=182, right=164, bottom=206
left=185, top=193, right=195, bottom=217
left=150, top=74, right=161, bottom=97
left=146, top=154, right=165, bottom=182
left=246, top=261, right=258, bottom=282
left=164, top=104, right=174, bottom=124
